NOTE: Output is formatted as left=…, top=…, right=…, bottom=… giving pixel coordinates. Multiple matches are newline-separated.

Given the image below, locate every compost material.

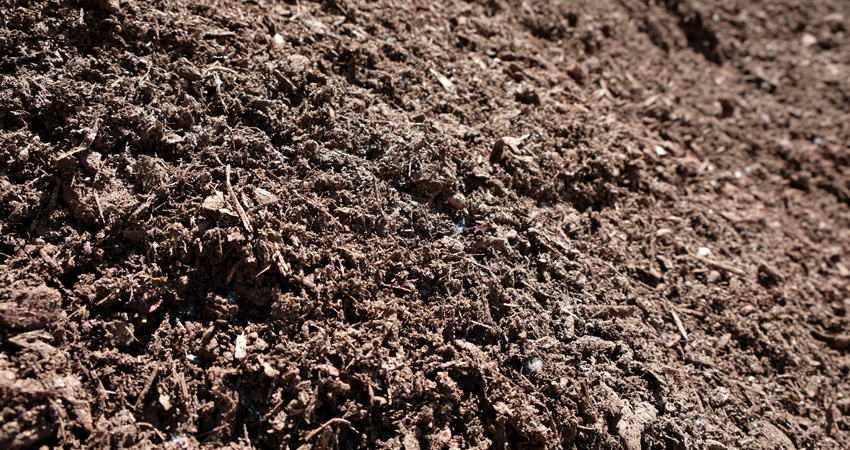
left=1, top=0, right=849, bottom=448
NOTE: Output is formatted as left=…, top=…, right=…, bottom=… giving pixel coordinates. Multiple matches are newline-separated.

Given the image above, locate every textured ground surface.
left=1, top=0, right=849, bottom=448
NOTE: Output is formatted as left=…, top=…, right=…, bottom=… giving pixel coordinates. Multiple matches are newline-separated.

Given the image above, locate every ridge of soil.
left=1, top=0, right=849, bottom=449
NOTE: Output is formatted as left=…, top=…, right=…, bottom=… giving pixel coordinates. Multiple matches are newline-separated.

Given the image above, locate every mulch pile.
left=1, top=0, right=849, bottom=448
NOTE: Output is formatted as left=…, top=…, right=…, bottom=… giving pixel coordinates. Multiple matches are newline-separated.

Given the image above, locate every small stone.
left=159, top=392, right=172, bottom=411
left=234, top=333, right=248, bottom=360
left=707, top=270, right=722, bottom=284
left=800, top=33, right=817, bottom=47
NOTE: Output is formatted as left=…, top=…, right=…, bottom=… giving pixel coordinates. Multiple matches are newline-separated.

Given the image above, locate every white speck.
left=453, top=222, right=464, bottom=233
left=654, top=145, right=667, bottom=157
left=694, top=417, right=704, bottom=426
left=709, top=180, right=718, bottom=187
left=734, top=170, right=742, bottom=179
left=186, top=354, right=199, bottom=363
left=813, top=136, right=822, bottom=144
left=698, top=247, right=712, bottom=257
left=528, top=358, right=543, bottom=373
left=744, top=166, right=752, bottom=174
left=707, top=209, right=713, bottom=215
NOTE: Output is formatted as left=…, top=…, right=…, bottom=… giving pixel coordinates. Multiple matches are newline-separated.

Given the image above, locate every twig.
left=381, top=283, right=413, bottom=294
left=225, top=263, right=239, bottom=284
left=671, top=310, right=688, bottom=341
left=134, top=362, right=160, bottom=410
left=254, top=264, right=272, bottom=278
left=93, top=191, right=105, bottom=224
left=469, top=320, right=495, bottom=330
left=226, top=165, right=253, bottom=233
left=263, top=398, right=285, bottom=421
left=693, top=255, right=748, bottom=278
left=303, top=418, right=351, bottom=442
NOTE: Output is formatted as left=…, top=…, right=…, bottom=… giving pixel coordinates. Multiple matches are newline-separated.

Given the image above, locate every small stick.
left=671, top=310, right=688, bottom=340
left=469, top=320, right=495, bottom=330
left=134, top=362, right=160, bottom=410
left=93, top=191, right=106, bottom=224
left=303, top=418, right=351, bottom=442
left=254, top=264, right=272, bottom=278
left=225, top=263, right=239, bottom=284
left=226, top=165, right=253, bottom=233
left=693, top=255, right=748, bottom=278
left=263, top=398, right=285, bottom=421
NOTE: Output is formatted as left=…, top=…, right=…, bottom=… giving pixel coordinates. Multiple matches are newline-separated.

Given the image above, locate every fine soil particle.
left=1, top=0, right=849, bottom=449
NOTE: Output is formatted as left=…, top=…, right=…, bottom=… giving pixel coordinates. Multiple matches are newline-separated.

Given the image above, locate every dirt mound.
left=1, top=0, right=849, bottom=448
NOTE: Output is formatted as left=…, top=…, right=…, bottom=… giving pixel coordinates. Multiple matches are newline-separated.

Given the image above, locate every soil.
left=1, top=0, right=849, bottom=449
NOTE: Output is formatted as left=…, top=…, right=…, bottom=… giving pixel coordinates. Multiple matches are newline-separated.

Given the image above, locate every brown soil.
left=1, top=0, right=849, bottom=449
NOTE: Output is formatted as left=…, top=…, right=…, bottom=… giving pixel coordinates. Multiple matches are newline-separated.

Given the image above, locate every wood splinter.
left=671, top=310, right=688, bottom=341
left=226, top=164, right=253, bottom=234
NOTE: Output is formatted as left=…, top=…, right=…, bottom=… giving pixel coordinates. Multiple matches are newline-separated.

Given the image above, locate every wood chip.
left=429, top=68, right=454, bottom=92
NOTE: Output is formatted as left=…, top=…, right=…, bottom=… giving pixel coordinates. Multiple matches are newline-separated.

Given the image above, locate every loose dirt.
left=1, top=0, right=849, bottom=449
